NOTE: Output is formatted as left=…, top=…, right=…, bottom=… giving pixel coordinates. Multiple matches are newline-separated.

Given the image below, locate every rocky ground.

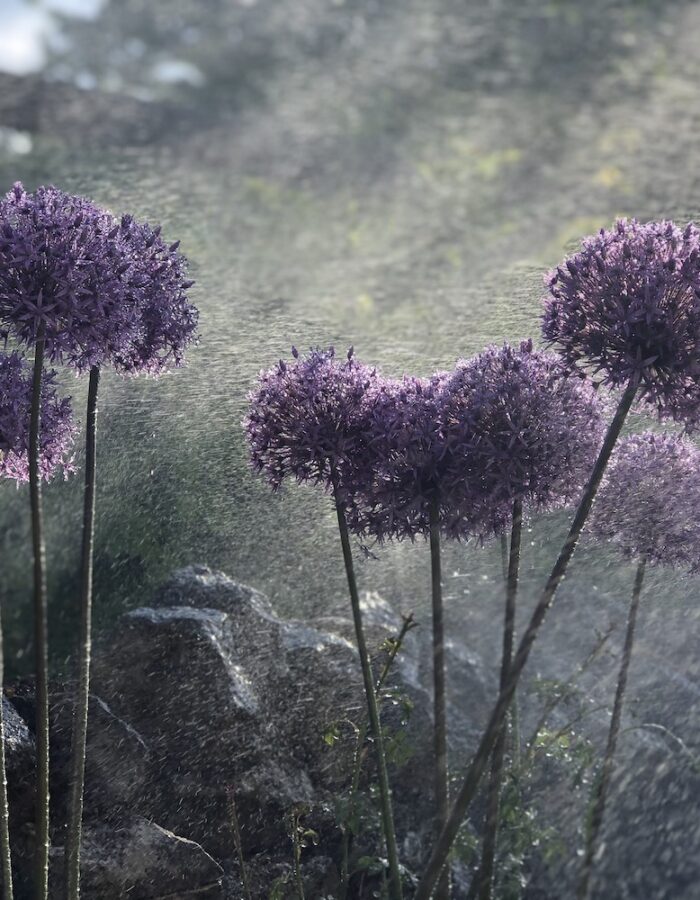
left=1, top=565, right=698, bottom=898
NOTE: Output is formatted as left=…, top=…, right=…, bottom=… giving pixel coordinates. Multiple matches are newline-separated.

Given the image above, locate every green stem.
left=28, top=323, right=49, bottom=900
left=65, top=365, right=100, bottom=899
left=227, top=787, right=253, bottom=900
left=414, top=378, right=638, bottom=900
left=339, top=615, right=414, bottom=900
left=475, top=498, right=522, bottom=900
left=0, top=599, right=13, bottom=900
left=428, top=496, right=449, bottom=900
left=332, top=475, right=403, bottom=900
left=499, top=533, right=508, bottom=583
left=577, top=558, right=645, bottom=900
left=291, top=810, right=305, bottom=900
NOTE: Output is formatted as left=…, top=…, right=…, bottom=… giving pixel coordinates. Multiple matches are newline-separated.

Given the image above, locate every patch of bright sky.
left=0, top=0, right=103, bottom=75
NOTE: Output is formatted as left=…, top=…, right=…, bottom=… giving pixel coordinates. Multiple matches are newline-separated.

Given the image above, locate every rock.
left=49, top=815, right=224, bottom=899
left=49, top=689, right=151, bottom=825
left=91, top=565, right=495, bottom=883
left=2, top=696, right=35, bottom=827
left=91, top=591, right=320, bottom=857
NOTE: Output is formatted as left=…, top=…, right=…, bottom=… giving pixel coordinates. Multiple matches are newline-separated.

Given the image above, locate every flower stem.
left=577, top=558, right=645, bottom=900
left=290, top=809, right=305, bottom=900
left=28, top=323, right=49, bottom=900
left=227, top=787, right=253, bottom=900
left=332, top=476, right=403, bottom=900
left=0, top=601, right=13, bottom=900
left=474, top=498, right=522, bottom=900
left=414, top=378, right=638, bottom=900
left=428, top=495, right=449, bottom=900
left=499, top=533, right=508, bottom=583
left=339, top=614, right=414, bottom=900
left=65, top=364, right=100, bottom=899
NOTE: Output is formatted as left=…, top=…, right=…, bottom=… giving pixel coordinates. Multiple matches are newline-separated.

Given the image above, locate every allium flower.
left=543, top=219, right=700, bottom=424
left=441, top=340, right=606, bottom=536
left=111, top=215, right=198, bottom=376
left=0, top=350, right=75, bottom=482
left=0, top=183, right=138, bottom=370
left=344, top=372, right=490, bottom=542
left=0, top=183, right=198, bottom=376
left=590, top=431, right=700, bottom=569
left=244, top=346, right=380, bottom=492
left=348, top=342, right=605, bottom=544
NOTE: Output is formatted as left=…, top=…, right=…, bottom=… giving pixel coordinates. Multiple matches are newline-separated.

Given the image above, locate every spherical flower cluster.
left=343, top=372, right=487, bottom=542
left=543, top=219, right=700, bottom=424
left=0, top=351, right=75, bottom=482
left=0, top=183, right=136, bottom=370
left=440, top=340, right=606, bottom=536
left=0, top=183, right=198, bottom=376
left=244, top=346, right=380, bottom=492
left=111, top=215, right=198, bottom=376
left=247, top=342, right=608, bottom=545
left=590, top=431, right=700, bottom=570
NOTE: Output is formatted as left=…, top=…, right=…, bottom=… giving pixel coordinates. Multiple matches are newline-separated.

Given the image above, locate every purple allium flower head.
left=0, top=183, right=198, bottom=375
left=0, top=183, right=138, bottom=370
left=244, top=346, right=380, bottom=493
left=543, top=219, right=700, bottom=424
left=343, top=371, right=481, bottom=542
left=590, top=431, right=700, bottom=570
left=0, top=350, right=75, bottom=482
left=440, top=340, right=606, bottom=537
left=111, top=215, right=199, bottom=376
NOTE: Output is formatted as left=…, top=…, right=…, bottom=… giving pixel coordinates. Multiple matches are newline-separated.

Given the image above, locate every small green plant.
left=288, top=805, right=319, bottom=900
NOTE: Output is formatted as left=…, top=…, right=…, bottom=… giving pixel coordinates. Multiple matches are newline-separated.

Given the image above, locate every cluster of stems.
left=468, top=499, right=522, bottom=900
left=414, top=378, right=639, bottom=899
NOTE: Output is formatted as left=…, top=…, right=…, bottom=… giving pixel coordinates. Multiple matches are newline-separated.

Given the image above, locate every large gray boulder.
left=90, top=564, right=492, bottom=871
left=91, top=577, right=320, bottom=857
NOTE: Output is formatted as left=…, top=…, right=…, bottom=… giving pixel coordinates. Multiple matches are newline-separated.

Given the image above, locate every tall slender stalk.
left=28, top=323, right=49, bottom=900
left=499, top=533, right=508, bottom=583
left=339, top=615, right=414, bottom=900
left=332, top=473, right=403, bottom=900
left=227, top=787, right=253, bottom=900
left=414, top=378, right=638, bottom=900
left=475, top=498, right=522, bottom=900
left=428, top=495, right=449, bottom=900
left=577, top=558, right=645, bottom=900
left=65, top=364, right=100, bottom=899
left=289, top=808, right=306, bottom=900
left=0, top=602, right=13, bottom=900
